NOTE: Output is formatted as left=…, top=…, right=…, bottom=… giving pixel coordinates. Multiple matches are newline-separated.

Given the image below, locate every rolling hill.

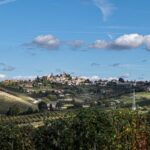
left=118, top=92, right=150, bottom=111
left=0, top=90, right=37, bottom=114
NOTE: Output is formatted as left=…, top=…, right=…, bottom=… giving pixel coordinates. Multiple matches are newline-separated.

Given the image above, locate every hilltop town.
left=0, top=73, right=150, bottom=115
left=3, top=72, right=150, bottom=89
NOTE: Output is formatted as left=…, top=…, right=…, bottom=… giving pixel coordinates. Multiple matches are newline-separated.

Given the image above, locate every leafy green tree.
left=25, top=107, right=34, bottom=114
left=119, top=77, right=125, bottom=83
left=38, top=101, right=48, bottom=112
left=49, top=104, right=53, bottom=111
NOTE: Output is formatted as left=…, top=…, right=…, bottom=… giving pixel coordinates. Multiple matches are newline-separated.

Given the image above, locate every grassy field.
left=0, top=90, right=37, bottom=114
left=136, top=92, right=150, bottom=99
left=119, top=92, right=150, bottom=110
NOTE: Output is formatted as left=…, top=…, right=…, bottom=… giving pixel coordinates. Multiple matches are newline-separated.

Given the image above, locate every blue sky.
left=0, top=0, right=150, bottom=80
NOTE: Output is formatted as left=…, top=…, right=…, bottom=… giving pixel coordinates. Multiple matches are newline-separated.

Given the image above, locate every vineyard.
left=0, top=108, right=149, bottom=150
left=0, top=110, right=75, bottom=127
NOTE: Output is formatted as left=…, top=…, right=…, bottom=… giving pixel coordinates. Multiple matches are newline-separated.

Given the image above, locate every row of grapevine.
left=0, top=108, right=149, bottom=150
left=0, top=110, right=74, bottom=126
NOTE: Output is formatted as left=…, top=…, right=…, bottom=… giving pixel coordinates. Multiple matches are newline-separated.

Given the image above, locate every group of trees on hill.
left=6, top=105, right=36, bottom=116
left=5, top=101, right=52, bottom=116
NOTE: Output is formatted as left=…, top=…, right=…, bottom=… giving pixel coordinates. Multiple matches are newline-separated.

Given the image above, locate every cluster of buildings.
left=2, top=73, right=150, bottom=92
left=42, top=73, right=90, bottom=86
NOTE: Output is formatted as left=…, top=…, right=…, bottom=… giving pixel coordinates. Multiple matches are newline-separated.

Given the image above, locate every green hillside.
left=119, top=92, right=150, bottom=110
left=0, top=90, right=37, bottom=114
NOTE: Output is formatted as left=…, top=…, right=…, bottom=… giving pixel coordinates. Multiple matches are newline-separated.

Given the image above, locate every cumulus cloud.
left=89, top=40, right=108, bottom=49
left=31, top=35, right=60, bottom=50
left=0, top=0, right=15, bottom=5
left=90, top=33, right=150, bottom=51
left=0, top=63, right=16, bottom=72
left=24, top=33, right=150, bottom=52
left=112, top=34, right=144, bottom=49
left=80, top=75, right=100, bottom=81
left=93, top=0, right=116, bottom=21
left=144, top=35, right=150, bottom=50
left=24, top=35, right=85, bottom=51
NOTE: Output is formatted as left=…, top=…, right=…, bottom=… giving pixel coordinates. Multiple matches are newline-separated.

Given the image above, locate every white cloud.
left=90, top=75, right=101, bottom=81
left=93, top=0, right=115, bottom=21
left=90, top=33, right=150, bottom=50
left=13, top=75, right=36, bottom=80
left=144, top=35, right=150, bottom=50
left=25, top=33, right=150, bottom=52
left=0, top=74, right=6, bottom=80
left=80, top=75, right=101, bottom=81
left=101, top=76, right=118, bottom=81
left=25, top=35, right=85, bottom=51
left=32, top=35, right=60, bottom=50
left=89, top=40, right=108, bottom=49
left=113, top=34, right=144, bottom=49
left=0, top=0, right=15, bottom=5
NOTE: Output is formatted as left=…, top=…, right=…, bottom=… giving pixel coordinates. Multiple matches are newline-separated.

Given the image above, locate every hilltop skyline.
left=0, top=0, right=150, bottom=81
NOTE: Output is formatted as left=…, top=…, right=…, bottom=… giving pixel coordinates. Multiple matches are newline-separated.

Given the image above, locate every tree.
left=25, top=107, right=34, bottom=114
left=56, top=101, right=63, bottom=109
left=38, top=101, right=48, bottom=111
left=119, top=78, right=125, bottom=83
left=36, top=76, right=40, bottom=82
left=49, top=104, right=53, bottom=111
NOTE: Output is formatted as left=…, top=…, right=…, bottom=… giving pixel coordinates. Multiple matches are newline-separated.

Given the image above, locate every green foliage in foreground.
left=0, top=109, right=149, bottom=150
left=0, top=125, right=35, bottom=150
